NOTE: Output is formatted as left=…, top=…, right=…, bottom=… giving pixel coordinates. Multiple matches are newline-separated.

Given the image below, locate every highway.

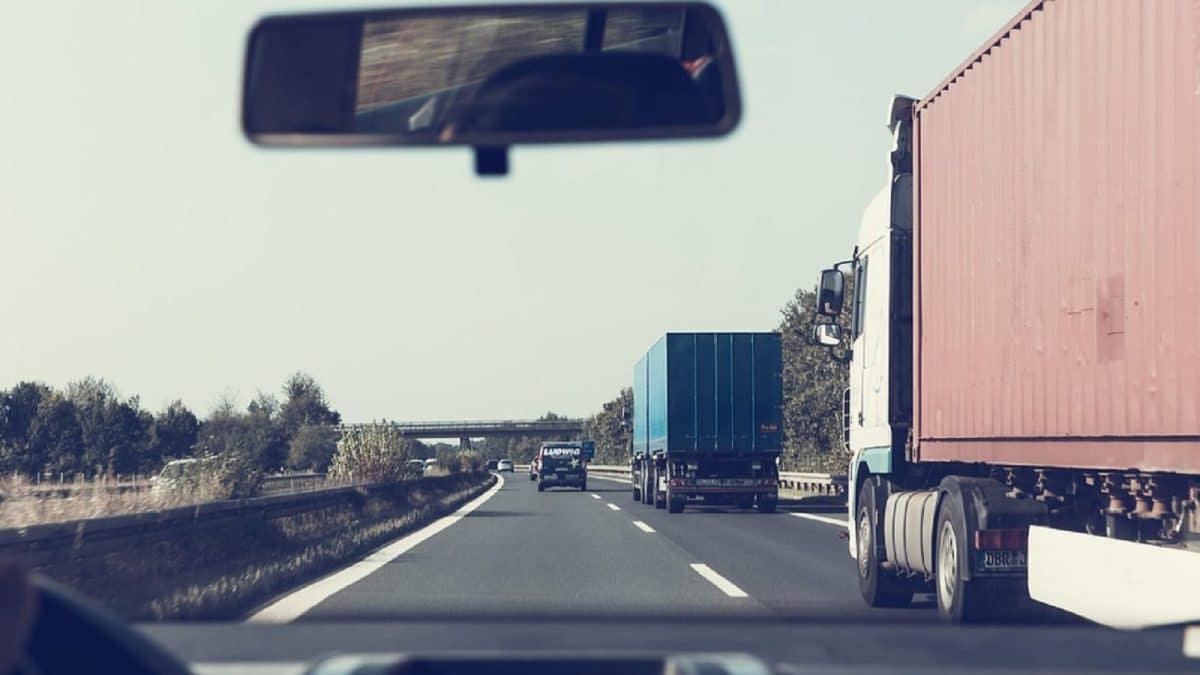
left=250, top=471, right=934, bottom=623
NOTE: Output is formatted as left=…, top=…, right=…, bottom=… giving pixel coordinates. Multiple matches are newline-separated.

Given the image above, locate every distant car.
left=151, top=456, right=215, bottom=494
left=537, top=445, right=586, bottom=492
left=405, top=459, right=426, bottom=476
left=497, top=459, right=514, bottom=472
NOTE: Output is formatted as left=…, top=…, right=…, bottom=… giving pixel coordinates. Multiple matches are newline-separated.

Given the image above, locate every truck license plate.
left=979, top=550, right=1027, bottom=571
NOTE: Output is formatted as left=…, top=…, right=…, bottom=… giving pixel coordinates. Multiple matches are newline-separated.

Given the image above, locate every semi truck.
left=630, top=332, right=782, bottom=514
left=813, top=0, right=1200, bottom=626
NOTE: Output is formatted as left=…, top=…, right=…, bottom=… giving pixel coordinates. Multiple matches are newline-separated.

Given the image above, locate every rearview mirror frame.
left=241, top=1, right=743, bottom=175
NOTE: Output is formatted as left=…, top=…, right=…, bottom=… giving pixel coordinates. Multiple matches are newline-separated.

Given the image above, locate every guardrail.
left=584, top=465, right=847, bottom=497
left=19, top=472, right=330, bottom=500
left=0, top=473, right=484, bottom=570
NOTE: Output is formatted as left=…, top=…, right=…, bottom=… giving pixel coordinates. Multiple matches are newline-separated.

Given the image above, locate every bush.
left=457, top=450, right=486, bottom=473
left=201, top=448, right=263, bottom=500
left=328, top=423, right=411, bottom=484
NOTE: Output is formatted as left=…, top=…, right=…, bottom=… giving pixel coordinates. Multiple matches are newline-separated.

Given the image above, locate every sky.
left=0, top=0, right=1028, bottom=422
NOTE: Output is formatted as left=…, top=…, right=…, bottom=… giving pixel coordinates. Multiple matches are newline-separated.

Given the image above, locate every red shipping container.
left=912, top=0, right=1200, bottom=473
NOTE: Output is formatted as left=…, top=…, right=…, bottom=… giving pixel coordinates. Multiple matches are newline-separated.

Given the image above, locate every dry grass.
left=0, top=473, right=360, bottom=528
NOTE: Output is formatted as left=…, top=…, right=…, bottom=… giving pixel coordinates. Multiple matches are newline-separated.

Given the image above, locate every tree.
left=581, top=388, right=633, bottom=465
left=0, top=382, right=51, bottom=474
left=25, top=394, right=86, bottom=477
left=287, top=423, right=339, bottom=471
left=279, top=372, right=341, bottom=438
left=147, top=400, right=199, bottom=470
left=778, top=286, right=853, bottom=473
left=65, top=378, right=150, bottom=477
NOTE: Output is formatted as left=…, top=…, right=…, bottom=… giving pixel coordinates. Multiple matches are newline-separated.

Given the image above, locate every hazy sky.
left=0, top=0, right=1026, bottom=421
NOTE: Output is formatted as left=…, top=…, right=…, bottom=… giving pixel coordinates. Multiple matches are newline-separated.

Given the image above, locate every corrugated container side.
left=641, top=332, right=781, bottom=455
left=914, top=0, right=1200, bottom=472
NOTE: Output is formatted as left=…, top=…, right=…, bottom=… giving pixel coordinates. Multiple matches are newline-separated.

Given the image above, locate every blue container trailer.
left=630, top=332, right=782, bottom=513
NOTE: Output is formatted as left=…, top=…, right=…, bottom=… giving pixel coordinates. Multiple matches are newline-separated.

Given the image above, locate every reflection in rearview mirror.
left=243, top=3, right=740, bottom=160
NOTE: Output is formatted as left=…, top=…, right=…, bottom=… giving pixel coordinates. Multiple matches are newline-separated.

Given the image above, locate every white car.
left=496, top=459, right=514, bottom=472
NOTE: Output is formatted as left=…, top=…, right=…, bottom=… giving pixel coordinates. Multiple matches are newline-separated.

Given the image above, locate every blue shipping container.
left=632, top=333, right=782, bottom=456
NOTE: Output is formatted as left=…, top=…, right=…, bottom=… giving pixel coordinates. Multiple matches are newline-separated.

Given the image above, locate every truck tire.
left=934, top=491, right=990, bottom=623
left=633, top=482, right=641, bottom=501
left=756, top=495, right=777, bottom=513
left=856, top=480, right=913, bottom=607
left=668, top=494, right=684, bottom=513
left=653, top=466, right=666, bottom=509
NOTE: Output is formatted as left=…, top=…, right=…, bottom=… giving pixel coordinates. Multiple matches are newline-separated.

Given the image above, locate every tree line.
left=0, top=372, right=343, bottom=480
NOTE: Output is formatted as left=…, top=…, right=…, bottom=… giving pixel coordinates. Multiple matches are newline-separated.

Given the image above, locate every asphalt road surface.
left=261, top=471, right=931, bottom=622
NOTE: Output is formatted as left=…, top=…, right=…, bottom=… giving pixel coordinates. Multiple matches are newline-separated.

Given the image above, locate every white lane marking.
left=591, top=493, right=602, bottom=499
left=690, top=563, right=749, bottom=598
left=247, top=473, right=505, bottom=623
left=632, top=520, right=655, bottom=533
left=606, top=503, right=621, bottom=511
left=789, top=512, right=849, bottom=528
left=1184, top=626, right=1200, bottom=658
left=588, top=474, right=631, bottom=484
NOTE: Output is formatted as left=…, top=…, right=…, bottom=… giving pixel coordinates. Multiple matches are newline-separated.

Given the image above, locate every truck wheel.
left=537, top=482, right=545, bottom=493
left=643, top=472, right=653, bottom=505
left=653, top=467, right=666, bottom=509
left=633, top=482, right=641, bottom=501
left=934, top=493, right=987, bottom=623
left=856, top=480, right=912, bottom=607
left=756, top=496, right=777, bottom=513
left=668, top=494, right=684, bottom=513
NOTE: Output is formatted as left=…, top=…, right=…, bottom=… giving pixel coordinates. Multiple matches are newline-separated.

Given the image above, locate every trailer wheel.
left=756, top=495, right=777, bottom=513
left=856, top=480, right=912, bottom=607
left=653, top=466, right=666, bottom=509
left=668, top=494, right=684, bottom=513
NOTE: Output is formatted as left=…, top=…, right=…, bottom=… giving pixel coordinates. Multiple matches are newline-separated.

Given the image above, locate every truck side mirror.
left=812, top=323, right=843, bottom=347
left=817, top=269, right=845, bottom=316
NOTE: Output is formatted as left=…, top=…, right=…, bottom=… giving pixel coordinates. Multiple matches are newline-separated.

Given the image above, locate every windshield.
left=6, top=0, right=1196, bottom=651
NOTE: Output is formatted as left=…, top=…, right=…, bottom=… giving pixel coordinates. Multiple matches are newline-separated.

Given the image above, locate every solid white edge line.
left=690, top=563, right=749, bottom=598
left=246, top=473, right=505, bottom=623
left=606, top=503, right=621, bottom=511
left=1184, top=626, right=1200, bottom=658
left=632, top=520, right=655, bottom=533
left=789, top=512, right=849, bottom=528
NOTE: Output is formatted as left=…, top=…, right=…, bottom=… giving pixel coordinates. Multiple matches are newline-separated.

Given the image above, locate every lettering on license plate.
left=979, top=550, right=1027, bottom=571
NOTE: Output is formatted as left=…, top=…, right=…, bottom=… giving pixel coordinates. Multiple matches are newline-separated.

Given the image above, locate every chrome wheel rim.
left=937, top=519, right=958, bottom=611
left=857, top=508, right=871, bottom=579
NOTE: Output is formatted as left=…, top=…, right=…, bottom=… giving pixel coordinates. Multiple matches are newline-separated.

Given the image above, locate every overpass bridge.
left=336, top=418, right=585, bottom=447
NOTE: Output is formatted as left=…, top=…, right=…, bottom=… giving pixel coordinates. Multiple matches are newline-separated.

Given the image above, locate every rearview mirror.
left=243, top=3, right=740, bottom=174
left=817, top=269, right=845, bottom=316
left=812, top=323, right=843, bottom=348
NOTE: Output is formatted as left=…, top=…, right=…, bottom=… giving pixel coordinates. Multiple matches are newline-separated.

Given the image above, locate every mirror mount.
left=474, top=146, right=509, bottom=177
